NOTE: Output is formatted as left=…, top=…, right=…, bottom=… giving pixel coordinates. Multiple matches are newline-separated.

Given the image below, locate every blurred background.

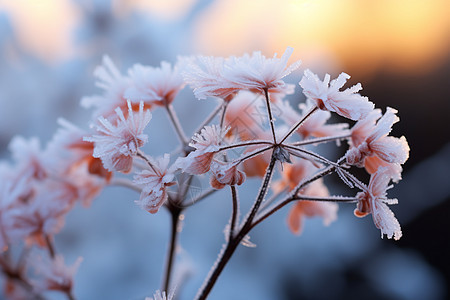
left=0, top=0, right=449, bottom=299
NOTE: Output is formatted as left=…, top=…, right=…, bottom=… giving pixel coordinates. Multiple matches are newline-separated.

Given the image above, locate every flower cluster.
left=0, top=46, right=409, bottom=299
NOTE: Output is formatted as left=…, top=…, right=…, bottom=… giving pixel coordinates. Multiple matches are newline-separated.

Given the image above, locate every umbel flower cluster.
left=0, top=47, right=409, bottom=299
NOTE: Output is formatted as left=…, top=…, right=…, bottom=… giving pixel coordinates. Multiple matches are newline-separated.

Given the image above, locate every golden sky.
left=1, top=0, right=449, bottom=76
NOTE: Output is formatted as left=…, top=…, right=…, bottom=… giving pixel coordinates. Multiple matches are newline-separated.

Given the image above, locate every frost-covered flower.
left=210, top=161, right=246, bottom=189
left=9, top=136, right=48, bottom=182
left=183, top=55, right=236, bottom=100
left=30, top=254, right=82, bottom=293
left=223, top=47, right=301, bottom=95
left=134, top=154, right=176, bottom=214
left=354, top=167, right=402, bottom=240
left=183, top=47, right=301, bottom=101
left=176, top=125, right=228, bottom=175
left=299, top=70, right=374, bottom=120
left=84, top=101, right=151, bottom=173
left=81, top=55, right=134, bottom=120
left=125, top=61, right=185, bottom=106
left=346, top=107, right=409, bottom=180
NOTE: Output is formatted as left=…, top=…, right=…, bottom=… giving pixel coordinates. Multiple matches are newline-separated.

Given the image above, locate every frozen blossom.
left=355, top=167, right=402, bottom=240
left=299, top=70, right=374, bottom=120
left=84, top=101, right=152, bottom=173
left=183, top=47, right=301, bottom=101
left=126, top=61, right=185, bottom=106
left=346, top=107, right=409, bottom=181
left=223, top=47, right=301, bottom=95
left=134, top=154, right=176, bottom=214
left=176, top=125, right=228, bottom=174
left=209, top=161, right=246, bottom=189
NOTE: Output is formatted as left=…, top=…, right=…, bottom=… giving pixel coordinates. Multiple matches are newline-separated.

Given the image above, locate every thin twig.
left=229, top=186, right=239, bottom=239
left=162, top=207, right=182, bottom=293
left=109, top=178, right=142, bottom=193
left=165, top=103, right=189, bottom=147
left=194, top=102, right=224, bottom=135
left=45, top=235, right=55, bottom=259
left=136, top=151, right=157, bottom=173
left=279, top=106, right=318, bottom=144
left=289, top=133, right=351, bottom=147
left=217, top=140, right=273, bottom=152
left=263, top=89, right=277, bottom=144
left=181, top=188, right=217, bottom=209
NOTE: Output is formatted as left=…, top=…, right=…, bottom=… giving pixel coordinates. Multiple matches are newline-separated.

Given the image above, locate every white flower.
left=299, top=70, right=374, bottom=120
left=134, top=154, right=176, bottom=214
left=84, top=101, right=151, bottom=173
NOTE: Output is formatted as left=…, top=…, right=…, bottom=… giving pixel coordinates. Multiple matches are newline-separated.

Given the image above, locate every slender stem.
left=181, top=188, right=217, bottom=209
left=289, top=133, right=351, bottom=147
left=195, top=153, right=277, bottom=300
left=229, top=186, right=238, bottom=239
left=194, top=102, right=224, bottom=135
left=252, top=195, right=359, bottom=231
left=165, top=103, right=189, bottom=147
left=45, top=235, right=55, bottom=259
left=162, top=207, right=182, bottom=293
left=66, top=291, right=76, bottom=300
left=109, top=178, right=142, bottom=193
left=217, top=140, right=273, bottom=152
left=259, top=187, right=287, bottom=212
left=283, top=144, right=340, bottom=167
left=219, top=101, right=229, bottom=130
left=279, top=106, right=318, bottom=144
left=263, top=89, right=277, bottom=144
left=136, top=151, right=157, bottom=173
left=236, top=145, right=274, bottom=164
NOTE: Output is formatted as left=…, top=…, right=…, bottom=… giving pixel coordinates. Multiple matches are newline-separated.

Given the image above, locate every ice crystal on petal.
left=299, top=70, right=374, bottom=120
left=355, top=168, right=402, bottom=240
left=84, top=101, right=151, bottom=173
left=134, top=154, right=176, bottom=214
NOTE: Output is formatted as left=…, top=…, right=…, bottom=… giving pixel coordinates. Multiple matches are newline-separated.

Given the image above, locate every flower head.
left=346, top=107, right=409, bottom=178
left=134, top=154, right=176, bottom=214
left=210, top=161, right=246, bottom=189
left=125, top=61, right=185, bottom=106
left=224, top=47, right=301, bottom=94
left=84, top=101, right=151, bottom=173
left=176, top=125, right=228, bottom=175
left=355, top=167, right=402, bottom=240
left=299, top=70, right=374, bottom=120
